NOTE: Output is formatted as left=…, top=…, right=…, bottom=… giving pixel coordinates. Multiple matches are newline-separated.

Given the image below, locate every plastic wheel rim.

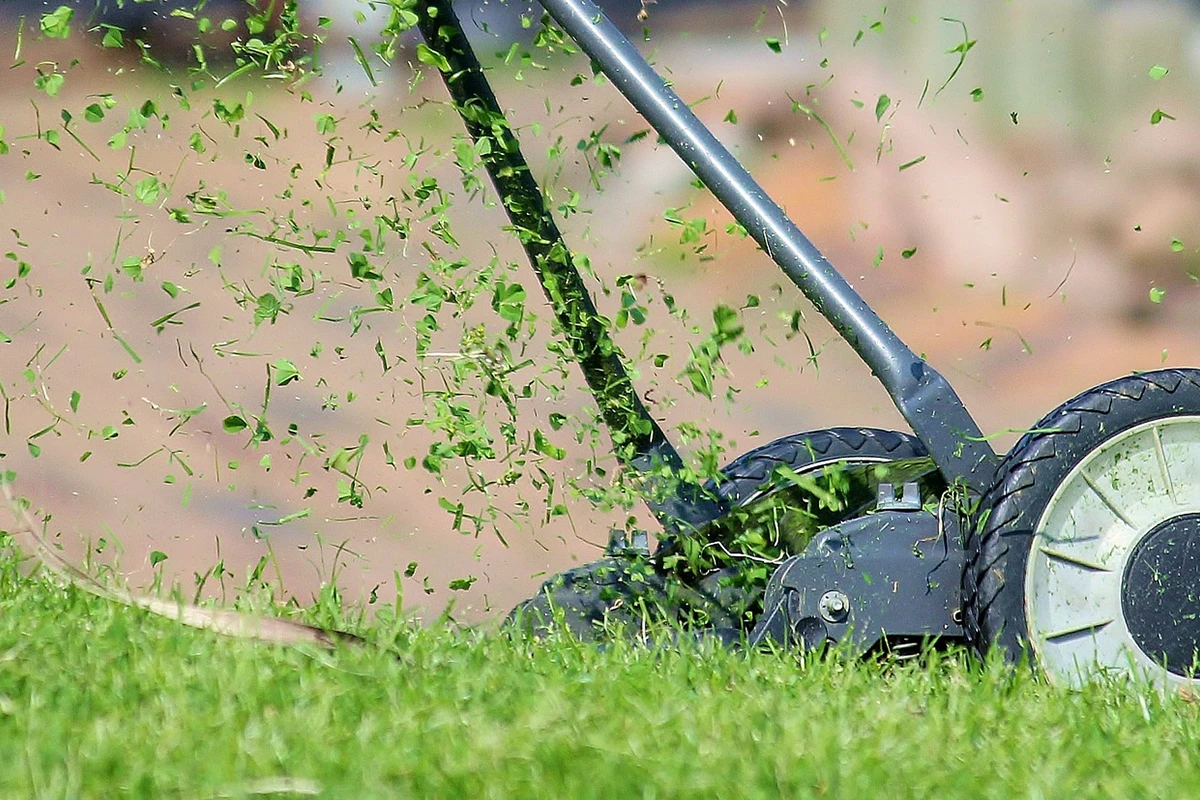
left=1026, top=415, right=1200, bottom=689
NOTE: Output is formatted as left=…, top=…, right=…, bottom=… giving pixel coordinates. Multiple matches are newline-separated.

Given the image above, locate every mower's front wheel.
left=964, top=369, right=1200, bottom=688
left=509, top=427, right=927, bottom=640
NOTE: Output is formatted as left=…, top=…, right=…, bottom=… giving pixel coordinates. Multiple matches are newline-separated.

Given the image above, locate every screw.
left=818, top=590, right=850, bottom=624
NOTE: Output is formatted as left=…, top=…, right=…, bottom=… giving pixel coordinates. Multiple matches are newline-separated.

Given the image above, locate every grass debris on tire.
left=964, top=369, right=1200, bottom=688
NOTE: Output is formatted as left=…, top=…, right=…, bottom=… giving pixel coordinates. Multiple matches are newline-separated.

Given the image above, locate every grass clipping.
left=1, top=478, right=362, bottom=649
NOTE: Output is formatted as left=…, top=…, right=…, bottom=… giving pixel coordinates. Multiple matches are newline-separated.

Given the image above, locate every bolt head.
left=818, top=590, right=850, bottom=623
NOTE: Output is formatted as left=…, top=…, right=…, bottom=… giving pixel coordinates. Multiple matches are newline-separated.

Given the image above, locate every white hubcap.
left=1026, top=415, right=1200, bottom=689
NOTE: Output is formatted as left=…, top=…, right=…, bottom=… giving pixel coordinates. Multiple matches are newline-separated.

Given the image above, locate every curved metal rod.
left=537, top=0, right=998, bottom=492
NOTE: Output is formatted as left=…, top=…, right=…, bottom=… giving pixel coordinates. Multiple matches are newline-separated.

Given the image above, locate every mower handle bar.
left=538, top=0, right=999, bottom=492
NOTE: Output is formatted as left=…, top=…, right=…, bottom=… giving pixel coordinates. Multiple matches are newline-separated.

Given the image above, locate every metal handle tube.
left=415, top=0, right=726, bottom=530
left=538, top=0, right=998, bottom=490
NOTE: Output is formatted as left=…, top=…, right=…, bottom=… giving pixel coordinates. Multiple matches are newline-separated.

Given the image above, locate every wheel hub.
left=1122, top=513, right=1200, bottom=677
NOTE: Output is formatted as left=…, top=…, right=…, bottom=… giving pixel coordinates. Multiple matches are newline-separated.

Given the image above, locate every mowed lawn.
left=0, top=545, right=1196, bottom=799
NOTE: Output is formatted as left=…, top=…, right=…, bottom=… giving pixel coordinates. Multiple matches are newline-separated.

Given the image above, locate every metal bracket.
left=606, top=529, right=650, bottom=557
left=749, top=509, right=966, bottom=655
left=877, top=482, right=923, bottom=512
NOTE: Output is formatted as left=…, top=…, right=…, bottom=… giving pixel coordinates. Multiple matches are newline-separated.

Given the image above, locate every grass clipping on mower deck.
left=1, top=479, right=363, bottom=649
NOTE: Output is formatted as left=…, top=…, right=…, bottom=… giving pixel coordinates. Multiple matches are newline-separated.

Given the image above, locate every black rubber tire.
left=510, top=427, right=927, bottom=639
left=505, top=555, right=746, bottom=640
left=963, top=368, right=1200, bottom=665
left=703, top=426, right=928, bottom=507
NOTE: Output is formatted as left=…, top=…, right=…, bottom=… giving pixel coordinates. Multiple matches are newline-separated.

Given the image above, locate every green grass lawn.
left=1, top=545, right=1198, bottom=799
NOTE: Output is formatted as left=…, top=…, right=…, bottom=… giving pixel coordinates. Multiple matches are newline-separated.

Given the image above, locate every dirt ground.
left=2, top=2, right=1200, bottom=624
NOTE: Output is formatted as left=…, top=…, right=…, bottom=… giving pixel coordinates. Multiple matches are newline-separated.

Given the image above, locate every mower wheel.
left=505, top=555, right=745, bottom=641
left=510, top=427, right=926, bottom=640
left=964, top=368, right=1200, bottom=688
left=703, top=426, right=928, bottom=507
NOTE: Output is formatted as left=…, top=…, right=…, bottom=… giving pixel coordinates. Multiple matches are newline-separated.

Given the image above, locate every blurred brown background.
left=2, top=0, right=1199, bottom=624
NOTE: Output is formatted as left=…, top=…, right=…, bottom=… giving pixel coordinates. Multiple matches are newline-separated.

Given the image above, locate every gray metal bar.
left=538, top=0, right=999, bottom=491
left=415, top=0, right=725, bottom=531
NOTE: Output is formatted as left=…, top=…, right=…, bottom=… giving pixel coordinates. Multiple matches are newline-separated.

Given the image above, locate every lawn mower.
left=418, top=0, right=1200, bottom=689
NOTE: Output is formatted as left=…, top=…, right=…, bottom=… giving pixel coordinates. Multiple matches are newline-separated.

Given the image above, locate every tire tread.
left=963, top=369, right=1200, bottom=659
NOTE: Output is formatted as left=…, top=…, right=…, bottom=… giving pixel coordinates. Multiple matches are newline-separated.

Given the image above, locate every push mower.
left=418, top=0, right=1200, bottom=689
